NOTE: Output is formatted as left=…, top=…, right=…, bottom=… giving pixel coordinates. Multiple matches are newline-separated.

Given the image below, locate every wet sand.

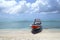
left=0, top=29, right=60, bottom=40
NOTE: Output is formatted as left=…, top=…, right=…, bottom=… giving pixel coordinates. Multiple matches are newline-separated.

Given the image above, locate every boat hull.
left=31, top=26, right=42, bottom=34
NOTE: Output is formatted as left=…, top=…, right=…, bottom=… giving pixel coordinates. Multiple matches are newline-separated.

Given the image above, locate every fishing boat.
left=31, top=19, right=42, bottom=34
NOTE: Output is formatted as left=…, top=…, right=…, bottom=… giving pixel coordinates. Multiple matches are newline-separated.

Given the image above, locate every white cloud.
left=0, top=0, right=17, bottom=8
left=0, top=0, right=60, bottom=14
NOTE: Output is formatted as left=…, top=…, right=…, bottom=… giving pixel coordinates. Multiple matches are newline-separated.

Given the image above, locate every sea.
left=0, top=21, right=60, bottom=29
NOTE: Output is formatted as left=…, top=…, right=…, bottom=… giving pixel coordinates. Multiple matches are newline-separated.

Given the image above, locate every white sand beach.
left=0, top=29, right=60, bottom=40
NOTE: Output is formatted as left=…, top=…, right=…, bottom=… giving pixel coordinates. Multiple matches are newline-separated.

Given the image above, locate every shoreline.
left=0, top=28, right=60, bottom=31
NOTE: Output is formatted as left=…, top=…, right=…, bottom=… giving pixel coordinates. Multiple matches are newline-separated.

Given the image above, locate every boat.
left=31, top=19, right=42, bottom=34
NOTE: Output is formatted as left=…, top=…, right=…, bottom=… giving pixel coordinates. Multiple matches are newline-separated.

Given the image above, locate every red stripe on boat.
left=32, top=25, right=39, bottom=29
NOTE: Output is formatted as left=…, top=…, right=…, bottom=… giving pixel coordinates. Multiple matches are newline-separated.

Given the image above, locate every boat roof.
left=34, top=19, right=41, bottom=22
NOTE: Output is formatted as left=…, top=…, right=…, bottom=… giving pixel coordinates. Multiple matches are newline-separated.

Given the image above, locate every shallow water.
left=0, top=21, right=60, bottom=29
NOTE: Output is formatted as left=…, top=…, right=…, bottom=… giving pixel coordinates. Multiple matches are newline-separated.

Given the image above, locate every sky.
left=0, top=0, right=60, bottom=21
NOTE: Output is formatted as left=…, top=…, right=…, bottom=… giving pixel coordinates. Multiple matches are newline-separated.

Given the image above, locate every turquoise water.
left=0, top=21, right=60, bottom=29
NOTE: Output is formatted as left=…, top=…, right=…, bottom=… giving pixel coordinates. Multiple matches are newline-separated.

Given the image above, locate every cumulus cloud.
left=0, top=0, right=60, bottom=14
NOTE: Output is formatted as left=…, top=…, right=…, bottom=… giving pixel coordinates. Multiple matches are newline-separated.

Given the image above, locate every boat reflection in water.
left=31, top=19, right=42, bottom=34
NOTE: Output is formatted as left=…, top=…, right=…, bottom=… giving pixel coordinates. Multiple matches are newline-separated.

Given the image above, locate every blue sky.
left=16, top=0, right=36, bottom=3
left=0, top=0, right=60, bottom=21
